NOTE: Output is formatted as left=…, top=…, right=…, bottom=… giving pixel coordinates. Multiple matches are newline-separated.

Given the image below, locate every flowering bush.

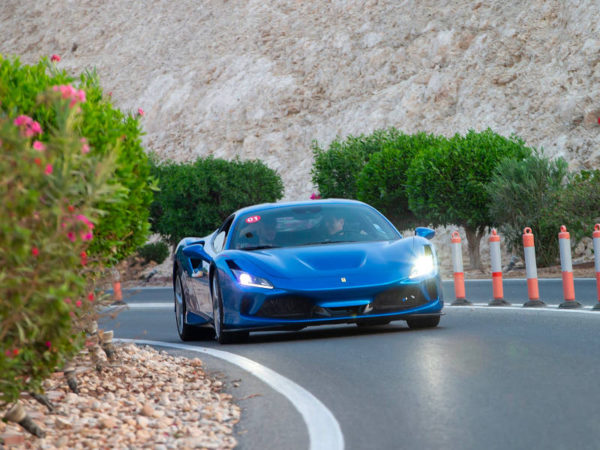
left=0, top=86, right=119, bottom=406
left=0, top=55, right=155, bottom=264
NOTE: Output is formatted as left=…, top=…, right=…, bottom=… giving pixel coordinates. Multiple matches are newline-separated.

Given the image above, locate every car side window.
left=212, top=216, right=234, bottom=253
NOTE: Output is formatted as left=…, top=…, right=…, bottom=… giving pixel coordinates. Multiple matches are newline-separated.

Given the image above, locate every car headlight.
left=409, top=253, right=436, bottom=279
left=231, top=269, right=274, bottom=289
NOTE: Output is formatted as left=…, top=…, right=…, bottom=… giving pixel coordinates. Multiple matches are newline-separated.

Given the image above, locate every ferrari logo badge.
left=341, top=277, right=347, bottom=283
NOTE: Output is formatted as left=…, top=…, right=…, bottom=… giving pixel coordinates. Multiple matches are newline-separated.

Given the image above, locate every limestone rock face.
left=2, top=0, right=599, bottom=200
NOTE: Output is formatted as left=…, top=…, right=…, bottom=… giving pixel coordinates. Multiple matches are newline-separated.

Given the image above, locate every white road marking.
left=121, top=302, right=171, bottom=309
left=446, top=303, right=600, bottom=315
left=115, top=338, right=345, bottom=450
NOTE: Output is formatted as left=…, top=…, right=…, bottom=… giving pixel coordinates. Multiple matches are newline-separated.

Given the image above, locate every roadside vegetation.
left=149, top=156, right=284, bottom=247
left=0, top=54, right=279, bottom=441
left=312, top=127, right=600, bottom=269
left=0, top=55, right=153, bottom=436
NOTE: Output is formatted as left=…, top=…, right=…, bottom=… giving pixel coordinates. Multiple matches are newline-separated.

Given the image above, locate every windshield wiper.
left=241, top=245, right=280, bottom=251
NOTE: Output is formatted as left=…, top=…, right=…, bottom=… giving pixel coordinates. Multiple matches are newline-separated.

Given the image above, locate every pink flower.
left=67, top=231, right=76, bottom=242
left=68, top=205, right=75, bottom=212
left=88, top=292, right=94, bottom=302
left=32, top=247, right=39, bottom=257
left=310, top=193, right=321, bottom=200
left=12, top=348, right=19, bottom=356
left=14, top=115, right=43, bottom=137
left=44, top=164, right=53, bottom=175
left=81, top=232, right=93, bottom=241
left=14, top=115, right=31, bottom=127
left=76, top=214, right=94, bottom=230
left=81, top=142, right=90, bottom=154
left=76, top=300, right=82, bottom=307
left=33, top=140, right=46, bottom=152
left=30, top=121, right=42, bottom=135
left=45, top=341, right=52, bottom=349
left=64, top=298, right=72, bottom=304
left=137, top=108, right=145, bottom=116
left=50, top=54, right=61, bottom=62
left=53, top=84, right=87, bottom=108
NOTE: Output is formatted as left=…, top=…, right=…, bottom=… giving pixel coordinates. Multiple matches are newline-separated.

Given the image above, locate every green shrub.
left=356, top=132, right=444, bottom=230
left=407, top=129, right=532, bottom=269
left=488, top=156, right=600, bottom=266
left=311, top=128, right=405, bottom=199
left=0, top=55, right=155, bottom=264
left=137, top=241, right=170, bottom=265
left=558, top=169, right=600, bottom=236
left=150, top=157, right=284, bottom=246
left=0, top=89, right=119, bottom=406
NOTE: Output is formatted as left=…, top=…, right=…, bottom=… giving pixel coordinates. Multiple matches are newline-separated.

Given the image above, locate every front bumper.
left=219, top=275, right=444, bottom=331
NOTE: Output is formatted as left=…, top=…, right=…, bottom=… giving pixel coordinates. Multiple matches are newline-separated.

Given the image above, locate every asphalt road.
left=100, top=280, right=600, bottom=450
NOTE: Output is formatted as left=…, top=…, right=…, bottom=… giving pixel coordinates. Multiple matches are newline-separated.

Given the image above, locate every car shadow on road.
left=236, top=322, right=442, bottom=346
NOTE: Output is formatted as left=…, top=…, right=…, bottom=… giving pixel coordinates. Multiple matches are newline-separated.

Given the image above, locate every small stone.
left=140, top=403, right=155, bottom=417
left=136, top=429, right=151, bottom=441
left=46, top=390, right=63, bottom=401
left=137, top=416, right=149, bottom=427
left=55, top=417, right=73, bottom=429
left=0, top=433, right=25, bottom=446
left=99, top=416, right=118, bottom=429
left=159, top=394, right=170, bottom=406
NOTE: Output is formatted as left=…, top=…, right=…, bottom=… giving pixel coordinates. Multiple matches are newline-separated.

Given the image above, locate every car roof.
left=234, top=199, right=368, bottom=216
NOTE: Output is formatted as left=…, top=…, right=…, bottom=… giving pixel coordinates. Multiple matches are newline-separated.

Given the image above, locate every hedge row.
left=312, top=128, right=600, bottom=268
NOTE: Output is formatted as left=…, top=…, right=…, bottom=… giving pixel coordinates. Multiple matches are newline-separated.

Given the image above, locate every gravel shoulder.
left=0, top=344, right=240, bottom=449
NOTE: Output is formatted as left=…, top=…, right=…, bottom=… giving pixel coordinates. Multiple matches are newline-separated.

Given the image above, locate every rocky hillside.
left=2, top=0, right=599, bottom=201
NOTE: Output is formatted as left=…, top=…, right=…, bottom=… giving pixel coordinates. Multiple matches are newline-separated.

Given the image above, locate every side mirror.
left=183, top=243, right=209, bottom=260
left=415, top=227, right=435, bottom=240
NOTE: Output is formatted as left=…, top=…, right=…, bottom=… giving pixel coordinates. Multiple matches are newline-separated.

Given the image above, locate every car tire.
left=211, top=273, right=248, bottom=345
left=175, top=273, right=201, bottom=341
left=406, top=316, right=440, bottom=329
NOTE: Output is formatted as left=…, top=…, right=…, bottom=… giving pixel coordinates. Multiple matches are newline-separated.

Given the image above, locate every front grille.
left=373, top=286, right=429, bottom=311
left=255, top=295, right=314, bottom=319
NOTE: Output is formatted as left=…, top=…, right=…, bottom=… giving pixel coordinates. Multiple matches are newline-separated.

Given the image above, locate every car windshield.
left=229, top=203, right=401, bottom=250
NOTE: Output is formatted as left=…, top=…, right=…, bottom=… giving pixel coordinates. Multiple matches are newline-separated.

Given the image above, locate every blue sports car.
left=173, top=199, right=443, bottom=343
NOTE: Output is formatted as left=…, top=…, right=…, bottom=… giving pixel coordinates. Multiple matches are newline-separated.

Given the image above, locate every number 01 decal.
left=245, top=215, right=261, bottom=224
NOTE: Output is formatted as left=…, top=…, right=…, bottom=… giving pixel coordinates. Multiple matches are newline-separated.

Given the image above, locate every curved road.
left=101, top=280, right=600, bottom=450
